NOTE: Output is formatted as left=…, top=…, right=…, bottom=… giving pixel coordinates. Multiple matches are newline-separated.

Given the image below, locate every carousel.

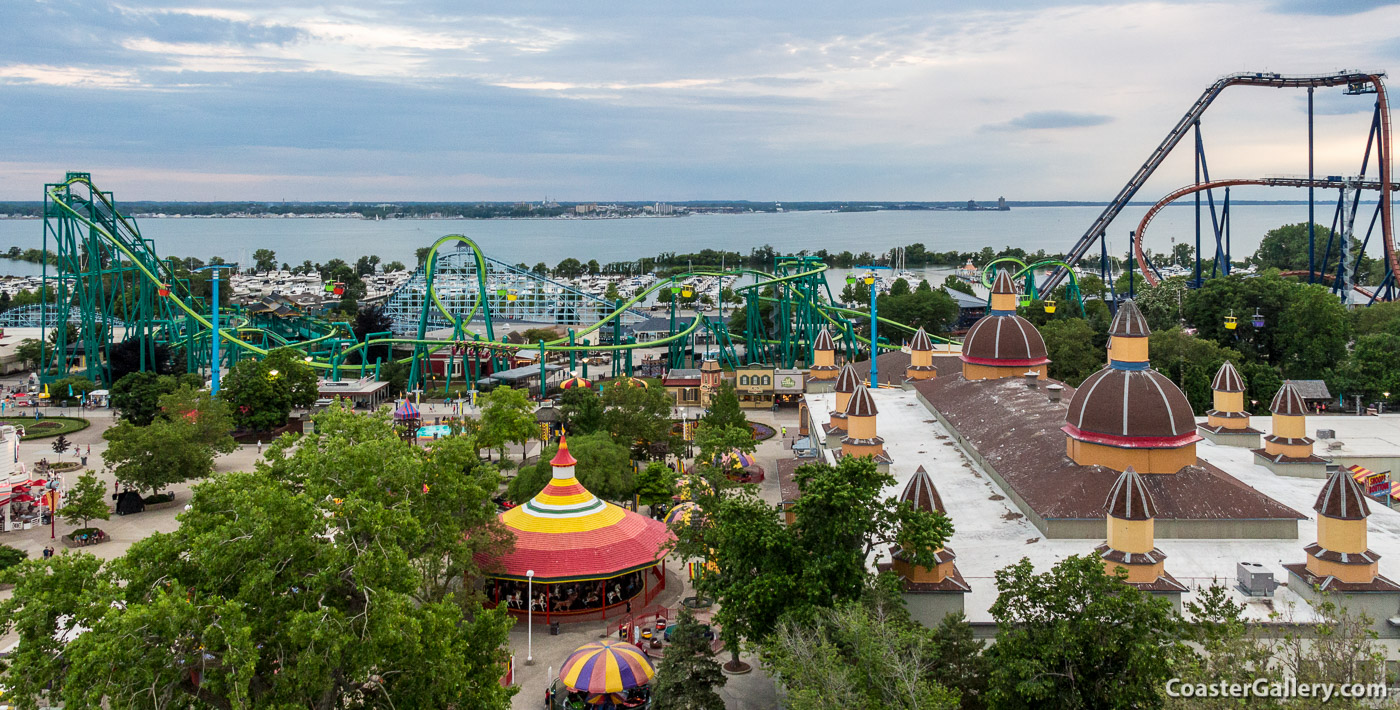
left=546, top=639, right=655, bottom=709
left=477, top=437, right=673, bottom=623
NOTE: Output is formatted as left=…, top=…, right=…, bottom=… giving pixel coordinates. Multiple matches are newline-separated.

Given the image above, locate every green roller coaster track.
left=39, top=173, right=960, bottom=390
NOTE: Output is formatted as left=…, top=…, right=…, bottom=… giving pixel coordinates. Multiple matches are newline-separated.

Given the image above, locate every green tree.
left=554, top=258, right=586, bottom=278
left=59, top=470, right=110, bottom=532
left=889, top=277, right=912, bottom=297
left=0, top=544, right=25, bottom=572
left=478, top=385, right=537, bottom=463
left=604, top=282, right=621, bottom=302
left=943, top=275, right=976, bottom=296
left=1135, top=277, right=1189, bottom=332
left=651, top=606, right=727, bottom=710
left=110, top=371, right=203, bottom=426
left=384, top=260, right=406, bottom=272
left=674, top=457, right=951, bottom=670
left=877, top=288, right=960, bottom=335
left=1328, top=333, right=1400, bottom=406
left=1, top=408, right=515, bottom=710
left=700, top=381, right=746, bottom=432
left=1148, top=328, right=1243, bottom=414
left=50, top=434, right=70, bottom=459
left=985, top=555, right=1181, bottom=710
left=1040, top=319, right=1103, bottom=387
left=634, top=461, right=675, bottom=515
left=558, top=386, right=604, bottom=435
left=252, top=248, right=278, bottom=272
left=1242, top=362, right=1282, bottom=415
left=1280, top=282, right=1352, bottom=379
left=1353, top=300, right=1400, bottom=337
left=14, top=338, right=43, bottom=370
left=1168, top=585, right=1283, bottom=710
left=220, top=348, right=318, bottom=432
left=601, top=380, right=677, bottom=458
left=103, top=386, right=236, bottom=495
left=507, top=432, right=634, bottom=503
left=764, top=580, right=968, bottom=710
left=48, top=376, right=98, bottom=407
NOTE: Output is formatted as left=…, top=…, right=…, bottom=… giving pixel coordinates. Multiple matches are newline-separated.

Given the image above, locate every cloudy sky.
left=3, top=0, right=1400, bottom=201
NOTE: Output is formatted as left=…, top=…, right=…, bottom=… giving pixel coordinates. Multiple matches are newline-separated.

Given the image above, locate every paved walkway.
left=0, top=379, right=800, bottom=709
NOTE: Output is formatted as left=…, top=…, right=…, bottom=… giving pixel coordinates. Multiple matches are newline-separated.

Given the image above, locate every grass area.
left=0, top=416, right=91, bottom=440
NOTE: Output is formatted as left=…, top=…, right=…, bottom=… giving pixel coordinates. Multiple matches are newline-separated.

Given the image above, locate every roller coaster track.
left=1132, top=176, right=1400, bottom=288
left=1043, top=71, right=1395, bottom=294
left=44, top=176, right=930, bottom=384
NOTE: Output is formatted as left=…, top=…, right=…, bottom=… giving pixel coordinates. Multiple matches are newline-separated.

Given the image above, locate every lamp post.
left=864, top=273, right=878, bottom=387
left=526, top=569, right=535, bottom=665
left=194, top=264, right=238, bottom=395
left=1383, top=392, right=1391, bottom=415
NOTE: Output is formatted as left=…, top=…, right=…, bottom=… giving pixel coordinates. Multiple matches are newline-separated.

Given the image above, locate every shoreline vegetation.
left=0, top=199, right=1328, bottom=221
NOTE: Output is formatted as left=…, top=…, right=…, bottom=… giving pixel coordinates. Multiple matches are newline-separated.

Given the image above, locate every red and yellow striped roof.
left=480, top=436, right=673, bottom=582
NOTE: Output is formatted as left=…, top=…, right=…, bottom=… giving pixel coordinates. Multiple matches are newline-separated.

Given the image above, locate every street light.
left=526, top=569, right=536, bottom=665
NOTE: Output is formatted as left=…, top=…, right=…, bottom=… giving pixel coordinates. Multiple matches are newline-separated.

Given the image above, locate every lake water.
left=0, top=204, right=1329, bottom=278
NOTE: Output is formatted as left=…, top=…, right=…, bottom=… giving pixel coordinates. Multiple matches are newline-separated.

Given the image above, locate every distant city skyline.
left=4, top=1, right=1400, bottom=202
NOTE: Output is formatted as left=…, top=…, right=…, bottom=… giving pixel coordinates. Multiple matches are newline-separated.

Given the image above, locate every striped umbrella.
left=665, top=501, right=701, bottom=527
left=587, top=692, right=628, bottom=705
left=559, top=639, right=655, bottom=693
left=717, top=450, right=756, bottom=469
left=560, top=376, right=594, bottom=390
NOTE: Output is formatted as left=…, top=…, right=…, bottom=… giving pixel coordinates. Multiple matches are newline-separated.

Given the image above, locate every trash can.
left=549, top=622, right=560, bottom=636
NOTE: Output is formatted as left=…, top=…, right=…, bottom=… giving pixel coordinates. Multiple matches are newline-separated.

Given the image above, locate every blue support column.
left=868, top=275, right=879, bottom=388
left=1308, top=87, right=1316, bottom=283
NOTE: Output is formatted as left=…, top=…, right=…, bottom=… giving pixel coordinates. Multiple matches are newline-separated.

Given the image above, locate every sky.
left=4, top=0, right=1400, bottom=201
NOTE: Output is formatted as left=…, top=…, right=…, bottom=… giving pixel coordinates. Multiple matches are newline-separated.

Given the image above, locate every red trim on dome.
left=958, top=355, right=1050, bottom=367
left=552, top=436, right=578, bottom=467
left=1061, top=423, right=1202, bottom=449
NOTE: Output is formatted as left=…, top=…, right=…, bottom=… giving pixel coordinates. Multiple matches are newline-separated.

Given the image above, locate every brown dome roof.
left=1270, top=384, right=1307, bottom=416
left=991, top=269, right=1017, bottom=295
left=1065, top=368, right=1197, bottom=441
left=1211, top=361, right=1245, bottom=393
left=813, top=328, right=835, bottom=352
left=900, top=466, right=945, bottom=514
left=909, top=327, right=933, bottom=352
left=845, top=384, right=878, bottom=417
left=1315, top=468, right=1370, bottom=520
left=960, top=314, right=1049, bottom=364
left=1109, top=300, right=1151, bottom=338
left=834, top=363, right=861, bottom=393
left=1105, top=467, right=1157, bottom=520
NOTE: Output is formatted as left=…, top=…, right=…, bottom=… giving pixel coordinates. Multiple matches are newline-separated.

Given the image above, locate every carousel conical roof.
left=478, top=437, right=673, bottom=581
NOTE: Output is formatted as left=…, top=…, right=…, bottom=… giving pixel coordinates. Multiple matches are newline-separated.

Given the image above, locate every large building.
left=791, top=298, right=1400, bottom=657
left=958, top=270, right=1049, bottom=380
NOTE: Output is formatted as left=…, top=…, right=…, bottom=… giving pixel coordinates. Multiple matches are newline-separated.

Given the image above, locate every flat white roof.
left=803, top=387, right=1400, bottom=625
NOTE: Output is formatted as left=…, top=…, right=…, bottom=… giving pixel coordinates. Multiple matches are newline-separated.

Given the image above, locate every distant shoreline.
left=0, top=200, right=1344, bottom=221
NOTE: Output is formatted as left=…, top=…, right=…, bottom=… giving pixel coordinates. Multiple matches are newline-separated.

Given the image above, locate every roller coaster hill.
left=1042, top=70, right=1400, bottom=305
left=19, top=174, right=960, bottom=391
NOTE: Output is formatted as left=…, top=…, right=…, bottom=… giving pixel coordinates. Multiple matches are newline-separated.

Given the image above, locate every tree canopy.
left=507, top=431, right=634, bottom=503
left=1, top=407, right=516, bottom=710
left=220, top=348, right=318, bottom=432
left=103, top=385, right=237, bottom=495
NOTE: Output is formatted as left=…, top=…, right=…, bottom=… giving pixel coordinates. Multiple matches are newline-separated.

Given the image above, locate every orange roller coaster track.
left=1133, top=176, right=1400, bottom=288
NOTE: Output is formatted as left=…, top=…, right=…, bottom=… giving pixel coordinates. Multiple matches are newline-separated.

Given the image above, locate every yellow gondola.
left=1044, top=300, right=1057, bottom=314
left=1224, top=315, right=1238, bottom=330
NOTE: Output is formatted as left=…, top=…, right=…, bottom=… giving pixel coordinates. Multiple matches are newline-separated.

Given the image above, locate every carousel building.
left=1062, top=300, right=1201, bottom=474
left=478, top=438, right=673, bottom=623
left=959, top=270, right=1050, bottom=381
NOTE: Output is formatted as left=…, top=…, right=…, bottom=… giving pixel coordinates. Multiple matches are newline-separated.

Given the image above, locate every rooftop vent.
left=1236, top=562, right=1277, bottom=597
left=1046, top=384, right=1063, bottom=403
left=1317, top=429, right=1336, bottom=440
left=1024, top=371, right=1039, bottom=389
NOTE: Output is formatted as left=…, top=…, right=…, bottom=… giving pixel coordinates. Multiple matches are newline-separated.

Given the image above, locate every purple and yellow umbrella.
left=586, top=692, right=628, bottom=705
left=716, top=450, right=756, bottom=469
left=559, top=639, right=655, bottom=694
left=560, top=376, right=594, bottom=390
left=665, top=501, right=702, bottom=527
